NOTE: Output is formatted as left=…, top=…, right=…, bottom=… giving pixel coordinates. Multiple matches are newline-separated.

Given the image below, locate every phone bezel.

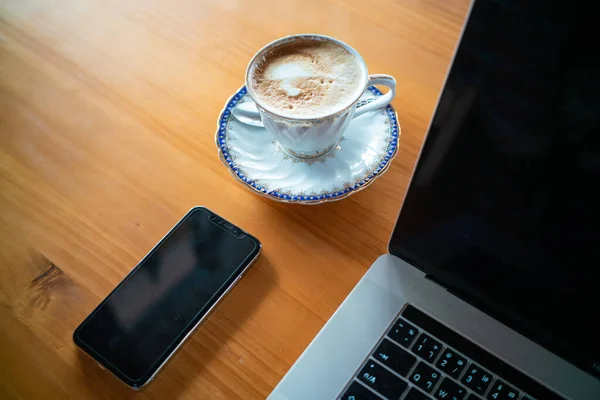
left=73, top=206, right=262, bottom=389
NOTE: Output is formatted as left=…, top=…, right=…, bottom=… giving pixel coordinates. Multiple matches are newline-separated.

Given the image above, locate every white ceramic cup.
left=243, top=34, right=396, bottom=159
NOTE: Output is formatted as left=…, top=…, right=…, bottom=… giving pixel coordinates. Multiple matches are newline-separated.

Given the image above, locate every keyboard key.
left=412, top=333, right=443, bottom=362
left=434, top=377, right=467, bottom=400
left=486, top=380, right=519, bottom=400
left=520, top=396, right=533, bottom=400
left=461, top=363, right=493, bottom=394
left=357, top=360, right=407, bottom=399
left=388, top=318, right=419, bottom=347
left=402, top=306, right=564, bottom=400
left=340, top=381, right=383, bottom=400
left=409, top=361, right=441, bottom=393
left=436, top=349, right=467, bottom=379
left=406, top=387, right=432, bottom=400
left=372, top=338, right=417, bottom=376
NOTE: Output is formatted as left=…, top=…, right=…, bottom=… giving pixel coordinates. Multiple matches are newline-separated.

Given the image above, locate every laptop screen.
left=389, top=0, right=600, bottom=379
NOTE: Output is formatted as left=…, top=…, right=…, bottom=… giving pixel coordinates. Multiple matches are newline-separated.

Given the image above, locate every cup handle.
left=353, top=74, right=396, bottom=118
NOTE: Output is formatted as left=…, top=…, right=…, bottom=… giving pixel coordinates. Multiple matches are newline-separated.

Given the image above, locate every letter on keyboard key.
left=436, top=348, right=467, bottom=379
left=486, top=380, right=519, bottom=400
left=405, top=387, right=433, bottom=400
left=341, top=381, right=383, bottom=400
left=434, top=377, right=467, bottom=400
left=357, top=360, right=408, bottom=399
left=412, top=333, right=443, bottom=362
left=372, top=338, right=417, bottom=376
left=387, top=318, right=419, bottom=348
left=409, top=361, right=441, bottom=393
left=461, top=363, right=493, bottom=394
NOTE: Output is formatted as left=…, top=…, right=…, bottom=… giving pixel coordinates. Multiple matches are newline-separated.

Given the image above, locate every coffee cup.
left=243, top=34, right=396, bottom=159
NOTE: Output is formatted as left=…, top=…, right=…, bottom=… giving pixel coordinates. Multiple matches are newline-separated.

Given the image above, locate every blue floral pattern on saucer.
left=215, top=86, right=400, bottom=204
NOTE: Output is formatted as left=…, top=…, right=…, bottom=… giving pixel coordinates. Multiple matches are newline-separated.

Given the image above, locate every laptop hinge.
left=424, top=273, right=490, bottom=316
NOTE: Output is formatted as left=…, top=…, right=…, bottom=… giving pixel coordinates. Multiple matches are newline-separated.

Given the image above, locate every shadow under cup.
left=245, top=34, right=374, bottom=159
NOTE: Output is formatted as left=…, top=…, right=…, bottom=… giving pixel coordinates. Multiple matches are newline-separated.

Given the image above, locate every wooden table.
left=0, top=0, right=470, bottom=398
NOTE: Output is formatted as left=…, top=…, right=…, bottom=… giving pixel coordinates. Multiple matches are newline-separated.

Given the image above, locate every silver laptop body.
left=269, top=254, right=600, bottom=400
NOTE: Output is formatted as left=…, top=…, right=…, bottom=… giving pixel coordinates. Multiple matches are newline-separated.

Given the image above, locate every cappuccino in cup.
left=245, top=34, right=396, bottom=158
left=248, top=39, right=365, bottom=118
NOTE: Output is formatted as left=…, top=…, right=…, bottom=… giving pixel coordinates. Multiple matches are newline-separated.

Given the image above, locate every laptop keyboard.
left=340, top=305, right=564, bottom=400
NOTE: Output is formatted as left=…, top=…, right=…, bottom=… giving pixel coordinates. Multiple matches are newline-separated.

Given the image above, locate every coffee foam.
left=250, top=39, right=363, bottom=117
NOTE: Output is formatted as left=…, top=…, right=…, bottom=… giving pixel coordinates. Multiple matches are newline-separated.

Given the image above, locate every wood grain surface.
left=0, top=0, right=470, bottom=398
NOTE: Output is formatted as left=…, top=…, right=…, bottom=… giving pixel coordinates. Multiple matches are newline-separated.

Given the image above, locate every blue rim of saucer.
left=215, top=85, right=400, bottom=204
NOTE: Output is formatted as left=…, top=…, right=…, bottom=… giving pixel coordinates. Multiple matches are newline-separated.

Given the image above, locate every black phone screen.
left=74, top=207, right=260, bottom=387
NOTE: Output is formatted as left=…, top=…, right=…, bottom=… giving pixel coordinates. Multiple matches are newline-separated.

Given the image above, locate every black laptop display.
left=390, top=0, right=600, bottom=380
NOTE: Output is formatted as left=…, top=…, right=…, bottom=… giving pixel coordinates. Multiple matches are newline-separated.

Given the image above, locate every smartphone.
left=73, top=206, right=261, bottom=389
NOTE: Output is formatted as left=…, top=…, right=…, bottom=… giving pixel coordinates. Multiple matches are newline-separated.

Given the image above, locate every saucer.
left=215, top=86, right=400, bottom=204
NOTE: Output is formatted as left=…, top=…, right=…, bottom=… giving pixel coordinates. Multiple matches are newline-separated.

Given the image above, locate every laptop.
left=269, top=1, right=600, bottom=399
